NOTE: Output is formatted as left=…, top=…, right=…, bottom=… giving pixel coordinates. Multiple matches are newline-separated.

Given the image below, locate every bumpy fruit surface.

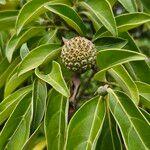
left=61, top=36, right=96, bottom=72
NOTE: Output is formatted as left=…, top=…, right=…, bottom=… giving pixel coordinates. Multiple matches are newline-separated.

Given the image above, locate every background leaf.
left=0, top=10, right=18, bottom=31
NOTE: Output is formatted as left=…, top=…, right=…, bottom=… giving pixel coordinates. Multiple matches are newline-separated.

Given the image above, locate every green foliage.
left=0, top=0, right=150, bottom=150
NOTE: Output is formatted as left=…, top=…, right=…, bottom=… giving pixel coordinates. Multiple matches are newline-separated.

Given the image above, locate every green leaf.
left=108, top=65, right=139, bottom=105
left=15, top=0, right=49, bottom=34
left=5, top=27, right=45, bottom=62
left=45, top=3, right=86, bottom=35
left=108, top=89, right=150, bottom=150
left=96, top=109, right=122, bottom=150
left=118, top=0, right=137, bottom=12
left=18, top=44, right=61, bottom=76
left=120, top=32, right=150, bottom=84
left=0, top=86, right=32, bottom=125
left=116, top=13, right=150, bottom=33
left=35, top=61, right=70, bottom=98
left=135, top=81, right=150, bottom=109
left=130, top=61, right=150, bottom=84
left=140, top=0, right=150, bottom=12
left=22, top=123, right=44, bottom=150
left=20, top=43, right=29, bottom=59
left=80, top=0, right=117, bottom=36
left=45, top=89, right=68, bottom=150
left=0, top=10, right=18, bottom=31
left=38, top=29, right=58, bottom=45
left=0, top=93, right=32, bottom=150
left=31, top=79, right=47, bottom=132
left=4, top=71, right=33, bottom=97
left=80, top=11, right=101, bottom=31
left=65, top=96, right=106, bottom=150
left=93, top=13, right=150, bottom=38
left=93, top=37, right=127, bottom=50
left=0, top=57, right=20, bottom=88
left=94, top=49, right=146, bottom=80
left=16, top=0, right=71, bottom=34
left=140, top=108, right=150, bottom=123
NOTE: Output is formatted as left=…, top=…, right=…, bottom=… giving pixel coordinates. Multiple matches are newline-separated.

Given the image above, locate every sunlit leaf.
left=108, top=89, right=150, bottom=150
left=94, top=49, right=146, bottom=80
left=0, top=93, right=32, bottom=150
left=31, top=79, right=47, bottom=132
left=18, top=44, right=61, bottom=76
left=45, top=3, right=86, bottom=35
left=6, top=27, right=45, bottom=62
left=65, top=96, right=106, bottom=150
left=80, top=0, right=117, bottom=36
left=0, top=86, right=32, bottom=125
left=35, top=61, right=70, bottom=98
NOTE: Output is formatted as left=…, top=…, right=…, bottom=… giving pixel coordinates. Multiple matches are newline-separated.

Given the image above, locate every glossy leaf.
left=35, top=61, right=70, bottom=98
left=116, top=13, right=150, bottom=33
left=45, top=3, right=86, bottom=35
left=0, top=86, right=32, bottom=125
left=140, top=108, right=150, bottom=123
left=65, top=96, right=106, bottom=150
left=4, top=71, right=33, bottom=97
left=20, top=43, right=29, bottom=59
left=96, top=108, right=122, bottom=150
left=0, top=93, right=32, bottom=150
left=93, top=37, right=127, bottom=50
left=38, top=29, right=58, bottom=45
left=0, top=57, right=20, bottom=88
left=120, top=32, right=150, bottom=84
left=118, top=0, right=137, bottom=12
left=94, top=49, right=146, bottom=80
left=140, top=0, right=150, bottom=12
left=45, top=89, right=68, bottom=150
left=22, top=123, right=44, bottom=150
left=108, top=89, right=150, bottom=150
left=31, top=79, right=47, bottom=132
left=16, top=0, right=71, bottom=34
left=109, top=65, right=139, bottom=105
left=18, top=44, right=61, bottom=76
left=5, top=27, right=45, bottom=62
left=81, top=11, right=101, bottom=31
left=80, top=0, right=117, bottom=36
left=0, top=10, right=18, bottom=31
left=15, top=0, right=49, bottom=34
left=93, top=13, right=150, bottom=38
left=135, top=81, right=150, bottom=109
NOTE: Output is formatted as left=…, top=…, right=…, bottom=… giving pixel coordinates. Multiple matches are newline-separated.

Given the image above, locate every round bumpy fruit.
left=61, top=36, right=97, bottom=72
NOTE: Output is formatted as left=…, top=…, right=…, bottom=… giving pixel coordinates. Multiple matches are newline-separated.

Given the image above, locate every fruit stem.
left=69, top=73, right=81, bottom=109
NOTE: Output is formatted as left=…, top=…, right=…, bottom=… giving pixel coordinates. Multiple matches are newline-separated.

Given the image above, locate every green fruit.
left=61, top=36, right=96, bottom=72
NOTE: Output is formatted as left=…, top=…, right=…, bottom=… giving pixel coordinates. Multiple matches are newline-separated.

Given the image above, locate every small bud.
left=97, top=85, right=109, bottom=96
